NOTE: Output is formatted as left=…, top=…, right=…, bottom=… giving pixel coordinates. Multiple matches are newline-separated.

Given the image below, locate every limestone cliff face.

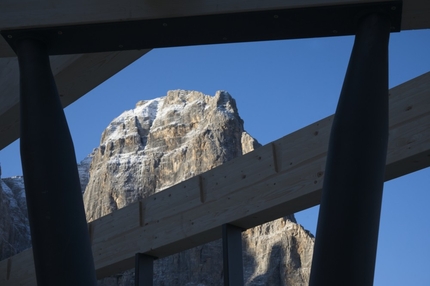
left=84, top=90, right=258, bottom=220
left=83, top=90, right=314, bottom=285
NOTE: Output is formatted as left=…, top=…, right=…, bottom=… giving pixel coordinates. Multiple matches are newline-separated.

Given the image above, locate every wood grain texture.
left=1, top=72, right=429, bottom=285
left=0, top=50, right=149, bottom=150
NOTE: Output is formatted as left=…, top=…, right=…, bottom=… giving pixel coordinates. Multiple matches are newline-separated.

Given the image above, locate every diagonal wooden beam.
left=1, top=71, right=430, bottom=284
left=0, top=50, right=149, bottom=150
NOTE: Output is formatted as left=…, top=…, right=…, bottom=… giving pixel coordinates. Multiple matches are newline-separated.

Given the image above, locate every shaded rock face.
left=84, top=90, right=314, bottom=286
left=243, top=218, right=314, bottom=285
left=0, top=175, right=30, bottom=261
left=0, top=158, right=95, bottom=261
left=78, top=155, right=94, bottom=193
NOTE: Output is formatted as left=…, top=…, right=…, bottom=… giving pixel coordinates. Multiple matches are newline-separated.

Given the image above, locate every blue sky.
left=1, top=29, right=429, bottom=285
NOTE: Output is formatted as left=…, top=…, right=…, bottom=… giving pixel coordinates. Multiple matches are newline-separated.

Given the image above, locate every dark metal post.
left=309, top=13, right=391, bottom=286
left=222, top=224, right=244, bottom=286
left=16, top=38, right=97, bottom=285
left=135, top=253, right=155, bottom=286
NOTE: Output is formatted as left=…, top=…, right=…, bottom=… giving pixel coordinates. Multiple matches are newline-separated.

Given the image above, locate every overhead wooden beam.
left=1, top=1, right=403, bottom=56
left=0, top=50, right=149, bottom=150
left=1, top=72, right=430, bottom=285
left=1, top=0, right=426, bottom=32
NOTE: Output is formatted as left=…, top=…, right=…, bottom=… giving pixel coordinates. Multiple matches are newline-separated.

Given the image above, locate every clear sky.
left=1, top=29, right=429, bottom=285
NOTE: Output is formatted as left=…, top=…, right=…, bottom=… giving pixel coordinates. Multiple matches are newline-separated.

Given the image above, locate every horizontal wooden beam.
left=1, top=71, right=430, bottom=284
left=0, top=1, right=392, bottom=29
left=4, top=0, right=428, bottom=31
left=2, top=0, right=428, bottom=57
left=1, top=2, right=402, bottom=56
left=0, top=50, right=149, bottom=150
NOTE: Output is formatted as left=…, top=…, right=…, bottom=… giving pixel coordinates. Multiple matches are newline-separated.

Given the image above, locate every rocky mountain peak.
left=83, top=90, right=313, bottom=285
left=99, top=97, right=160, bottom=156
left=84, top=90, right=258, bottom=221
left=0, top=90, right=314, bottom=285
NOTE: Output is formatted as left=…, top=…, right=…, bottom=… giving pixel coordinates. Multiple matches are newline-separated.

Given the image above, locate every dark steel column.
left=16, top=38, right=97, bottom=285
left=309, top=13, right=391, bottom=286
left=135, top=253, right=155, bottom=286
left=222, top=224, right=244, bottom=286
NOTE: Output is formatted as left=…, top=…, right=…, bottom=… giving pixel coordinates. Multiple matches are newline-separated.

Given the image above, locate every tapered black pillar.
left=222, top=224, right=244, bottom=286
left=16, top=38, right=97, bottom=285
left=135, top=253, right=155, bottom=286
left=309, top=13, right=390, bottom=286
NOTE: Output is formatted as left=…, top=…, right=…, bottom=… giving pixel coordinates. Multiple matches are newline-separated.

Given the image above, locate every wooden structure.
left=1, top=71, right=430, bottom=284
left=2, top=0, right=430, bottom=149
left=0, top=0, right=429, bottom=285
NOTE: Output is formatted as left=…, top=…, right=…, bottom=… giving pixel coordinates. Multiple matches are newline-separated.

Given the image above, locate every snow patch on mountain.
left=102, top=98, right=161, bottom=144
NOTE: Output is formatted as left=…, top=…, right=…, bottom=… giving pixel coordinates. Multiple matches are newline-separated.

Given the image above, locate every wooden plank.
left=90, top=201, right=141, bottom=245
left=1, top=72, right=429, bottom=284
left=0, top=1, right=403, bottom=56
left=202, top=144, right=278, bottom=202
left=0, top=0, right=389, bottom=30
left=0, top=50, right=149, bottom=150
left=0, top=1, right=427, bottom=57
left=0, top=0, right=427, bottom=33
left=143, top=176, right=201, bottom=225
left=385, top=73, right=430, bottom=179
left=2, top=1, right=402, bottom=55
left=90, top=202, right=142, bottom=278
left=402, top=0, right=430, bottom=30
left=275, top=116, right=332, bottom=174
left=0, top=55, right=79, bottom=116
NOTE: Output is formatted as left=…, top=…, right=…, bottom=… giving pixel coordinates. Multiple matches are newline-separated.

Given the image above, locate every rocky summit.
left=0, top=90, right=314, bottom=285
